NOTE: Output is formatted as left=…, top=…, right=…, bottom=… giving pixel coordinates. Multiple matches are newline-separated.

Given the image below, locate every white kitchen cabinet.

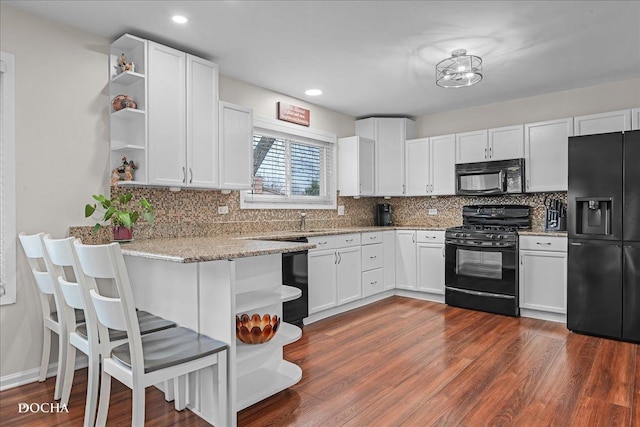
left=362, top=268, right=384, bottom=298
left=519, top=235, right=568, bottom=322
left=356, top=117, right=416, bottom=196
left=395, top=230, right=417, bottom=290
left=148, top=42, right=220, bottom=188
left=383, top=230, right=396, bottom=290
left=405, top=135, right=455, bottom=196
left=416, top=231, right=446, bottom=296
left=456, top=126, right=523, bottom=163
left=308, top=248, right=338, bottom=314
left=336, top=246, right=362, bottom=305
left=632, top=108, right=640, bottom=130
left=524, top=118, right=573, bottom=192
left=338, top=136, right=375, bottom=197
left=109, top=34, right=148, bottom=185
left=361, top=232, right=384, bottom=298
left=574, top=109, right=631, bottom=136
left=219, top=101, right=253, bottom=189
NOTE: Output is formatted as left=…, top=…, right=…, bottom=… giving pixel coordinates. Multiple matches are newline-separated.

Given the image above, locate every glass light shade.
left=436, top=49, right=483, bottom=88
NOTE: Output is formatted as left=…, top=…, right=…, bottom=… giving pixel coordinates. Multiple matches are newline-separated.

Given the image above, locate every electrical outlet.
left=337, top=205, right=345, bottom=216
left=218, top=206, right=229, bottom=215
left=428, top=209, right=438, bottom=215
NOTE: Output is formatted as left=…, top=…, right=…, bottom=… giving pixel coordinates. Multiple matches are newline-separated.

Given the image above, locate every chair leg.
left=174, top=375, right=186, bottom=411
left=83, top=354, right=100, bottom=427
left=39, top=327, right=51, bottom=382
left=95, top=369, right=111, bottom=427
left=132, top=386, right=146, bottom=426
left=164, top=379, right=175, bottom=402
left=54, top=330, right=68, bottom=400
left=60, top=344, right=76, bottom=405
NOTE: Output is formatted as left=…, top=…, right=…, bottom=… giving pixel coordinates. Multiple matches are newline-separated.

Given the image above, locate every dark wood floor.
left=1, top=296, right=638, bottom=426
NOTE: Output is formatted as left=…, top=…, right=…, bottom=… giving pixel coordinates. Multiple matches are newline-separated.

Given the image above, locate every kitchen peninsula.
left=119, top=236, right=313, bottom=427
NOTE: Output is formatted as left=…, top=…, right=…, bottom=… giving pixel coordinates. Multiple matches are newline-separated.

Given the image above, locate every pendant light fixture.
left=436, top=49, right=483, bottom=88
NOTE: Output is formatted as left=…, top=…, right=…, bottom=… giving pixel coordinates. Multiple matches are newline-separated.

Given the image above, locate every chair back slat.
left=32, top=270, right=56, bottom=295
left=43, top=236, right=76, bottom=267
left=59, top=278, right=85, bottom=310
left=73, top=243, right=118, bottom=279
left=18, top=232, right=45, bottom=258
left=89, top=290, right=127, bottom=331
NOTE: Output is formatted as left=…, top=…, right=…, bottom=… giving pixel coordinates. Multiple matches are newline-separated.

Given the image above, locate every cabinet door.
left=519, top=250, right=567, bottom=314
left=336, top=247, right=362, bottom=305
left=395, top=231, right=416, bottom=290
left=187, top=55, right=219, bottom=188
left=574, top=109, right=631, bottom=136
left=524, top=118, right=572, bottom=192
left=417, top=243, right=445, bottom=294
left=148, top=42, right=187, bottom=186
left=362, top=268, right=384, bottom=298
left=455, top=130, right=488, bottom=164
left=308, top=249, right=337, bottom=314
left=219, top=102, right=253, bottom=189
left=358, top=137, right=375, bottom=196
left=632, top=108, right=640, bottom=131
left=375, top=118, right=406, bottom=196
left=430, top=134, right=456, bottom=195
left=405, top=138, right=430, bottom=196
left=488, top=125, right=524, bottom=161
left=383, top=231, right=396, bottom=290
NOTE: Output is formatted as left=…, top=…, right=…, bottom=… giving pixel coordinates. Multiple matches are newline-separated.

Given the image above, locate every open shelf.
left=236, top=360, right=302, bottom=411
left=111, top=71, right=145, bottom=86
left=111, top=107, right=145, bottom=119
left=235, top=322, right=302, bottom=362
left=111, top=143, right=145, bottom=151
left=236, top=285, right=301, bottom=314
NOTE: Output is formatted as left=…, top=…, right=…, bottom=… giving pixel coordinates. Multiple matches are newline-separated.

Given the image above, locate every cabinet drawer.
left=361, top=231, right=384, bottom=245
left=519, top=235, right=567, bottom=252
left=361, top=243, right=383, bottom=271
left=336, top=233, right=361, bottom=248
left=416, top=230, right=445, bottom=244
left=362, top=268, right=384, bottom=297
left=308, top=235, right=337, bottom=251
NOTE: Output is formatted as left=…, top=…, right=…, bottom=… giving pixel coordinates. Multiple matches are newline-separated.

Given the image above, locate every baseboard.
left=0, top=354, right=88, bottom=392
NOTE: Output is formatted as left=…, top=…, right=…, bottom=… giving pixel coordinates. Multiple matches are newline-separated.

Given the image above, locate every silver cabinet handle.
left=182, top=167, right=186, bottom=183
left=369, top=236, right=377, bottom=241
left=412, top=234, right=415, bottom=243
left=526, top=179, right=530, bottom=190
left=189, top=168, right=193, bottom=184
left=371, top=281, right=378, bottom=285
left=427, top=236, right=437, bottom=239
left=346, top=238, right=354, bottom=242
left=484, top=148, right=487, bottom=159
left=520, top=255, right=523, bottom=265
left=489, top=147, right=492, bottom=158
left=536, top=242, right=552, bottom=246
left=338, top=252, right=342, bottom=264
left=317, top=241, right=327, bottom=246
left=442, top=246, right=445, bottom=257
left=370, top=256, right=377, bottom=259
left=334, top=252, right=338, bottom=264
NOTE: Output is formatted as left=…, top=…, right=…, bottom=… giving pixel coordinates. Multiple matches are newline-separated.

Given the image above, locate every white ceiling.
left=5, top=1, right=640, bottom=118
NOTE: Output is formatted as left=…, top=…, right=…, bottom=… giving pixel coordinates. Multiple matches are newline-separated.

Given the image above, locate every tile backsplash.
left=70, top=187, right=566, bottom=243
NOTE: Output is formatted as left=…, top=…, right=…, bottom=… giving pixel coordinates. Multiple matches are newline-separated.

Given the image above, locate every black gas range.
left=444, top=205, right=531, bottom=317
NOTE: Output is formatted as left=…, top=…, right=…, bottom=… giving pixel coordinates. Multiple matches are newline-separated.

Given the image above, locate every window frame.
left=241, top=116, right=337, bottom=210
left=1, top=51, right=16, bottom=305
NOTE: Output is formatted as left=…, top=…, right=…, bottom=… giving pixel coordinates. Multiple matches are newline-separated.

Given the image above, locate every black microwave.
left=455, top=158, right=525, bottom=196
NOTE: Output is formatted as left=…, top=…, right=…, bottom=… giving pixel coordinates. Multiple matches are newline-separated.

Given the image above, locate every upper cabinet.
left=338, top=136, right=375, bottom=197
left=219, top=102, right=253, bottom=190
left=456, top=125, right=524, bottom=164
left=405, top=134, right=455, bottom=196
left=574, top=109, right=631, bottom=136
left=109, top=34, right=148, bottom=185
left=524, top=118, right=573, bottom=193
left=632, top=108, right=640, bottom=130
left=356, top=117, right=416, bottom=196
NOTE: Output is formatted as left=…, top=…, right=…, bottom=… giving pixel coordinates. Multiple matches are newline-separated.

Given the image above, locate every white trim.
left=253, top=116, right=336, bottom=144
left=0, top=355, right=88, bottom=392
left=0, top=51, right=16, bottom=305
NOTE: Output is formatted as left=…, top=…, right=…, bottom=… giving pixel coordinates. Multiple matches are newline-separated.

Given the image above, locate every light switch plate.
left=337, top=205, right=345, bottom=216
left=428, top=209, right=438, bottom=215
left=218, top=206, right=229, bottom=215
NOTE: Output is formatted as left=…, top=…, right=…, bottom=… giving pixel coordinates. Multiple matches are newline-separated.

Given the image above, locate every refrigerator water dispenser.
left=576, top=197, right=612, bottom=235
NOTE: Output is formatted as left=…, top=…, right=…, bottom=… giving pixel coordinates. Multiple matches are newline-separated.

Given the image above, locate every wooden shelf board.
left=236, top=361, right=302, bottom=411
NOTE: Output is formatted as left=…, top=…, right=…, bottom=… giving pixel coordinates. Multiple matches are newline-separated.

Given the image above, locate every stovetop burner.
left=445, top=205, right=531, bottom=246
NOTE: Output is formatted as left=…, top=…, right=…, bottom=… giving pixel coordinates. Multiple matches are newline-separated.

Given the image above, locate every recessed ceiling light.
left=172, top=15, right=188, bottom=24
left=305, top=89, right=322, bottom=96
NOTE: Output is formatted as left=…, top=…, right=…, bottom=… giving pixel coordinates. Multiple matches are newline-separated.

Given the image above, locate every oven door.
left=445, top=241, right=517, bottom=295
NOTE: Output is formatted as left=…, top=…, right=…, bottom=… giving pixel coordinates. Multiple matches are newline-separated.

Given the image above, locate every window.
left=242, top=117, right=336, bottom=209
left=1, top=51, right=16, bottom=305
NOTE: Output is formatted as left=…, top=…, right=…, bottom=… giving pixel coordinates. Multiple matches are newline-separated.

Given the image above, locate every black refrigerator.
left=567, top=130, right=640, bottom=343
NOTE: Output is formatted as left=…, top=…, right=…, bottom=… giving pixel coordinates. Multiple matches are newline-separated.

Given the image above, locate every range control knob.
left=464, top=233, right=471, bottom=238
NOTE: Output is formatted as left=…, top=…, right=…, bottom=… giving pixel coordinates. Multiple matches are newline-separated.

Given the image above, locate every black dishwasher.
left=282, top=237, right=309, bottom=327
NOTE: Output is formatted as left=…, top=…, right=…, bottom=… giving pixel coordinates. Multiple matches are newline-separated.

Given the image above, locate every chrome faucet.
left=300, top=212, right=306, bottom=232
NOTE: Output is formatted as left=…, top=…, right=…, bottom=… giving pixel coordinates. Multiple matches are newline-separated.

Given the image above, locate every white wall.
left=416, top=78, right=640, bottom=136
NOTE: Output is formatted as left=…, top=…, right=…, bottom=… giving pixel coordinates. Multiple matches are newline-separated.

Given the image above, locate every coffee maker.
left=376, top=203, right=393, bottom=226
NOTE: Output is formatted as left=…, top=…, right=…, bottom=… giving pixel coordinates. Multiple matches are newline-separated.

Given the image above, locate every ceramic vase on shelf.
left=113, top=226, right=133, bottom=242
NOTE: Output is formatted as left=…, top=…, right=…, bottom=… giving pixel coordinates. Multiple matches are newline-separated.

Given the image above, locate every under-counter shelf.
left=236, top=360, right=302, bottom=411
left=235, top=322, right=302, bottom=362
left=111, top=70, right=145, bottom=85
left=236, top=285, right=301, bottom=314
left=111, top=107, right=145, bottom=119
left=111, top=143, right=145, bottom=151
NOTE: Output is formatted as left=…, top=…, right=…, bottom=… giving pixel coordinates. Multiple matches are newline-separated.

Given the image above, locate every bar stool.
left=73, top=240, right=230, bottom=427
left=17, top=232, right=84, bottom=400
left=42, top=235, right=177, bottom=426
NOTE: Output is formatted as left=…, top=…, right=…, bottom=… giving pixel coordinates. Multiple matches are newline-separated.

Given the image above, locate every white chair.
left=17, top=232, right=84, bottom=400
left=73, top=240, right=230, bottom=427
left=42, top=235, right=177, bottom=426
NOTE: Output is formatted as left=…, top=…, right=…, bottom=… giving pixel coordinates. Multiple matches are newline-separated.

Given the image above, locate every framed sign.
left=277, top=102, right=310, bottom=127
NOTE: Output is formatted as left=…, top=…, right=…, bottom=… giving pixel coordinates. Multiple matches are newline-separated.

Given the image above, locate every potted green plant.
left=85, top=192, right=154, bottom=241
